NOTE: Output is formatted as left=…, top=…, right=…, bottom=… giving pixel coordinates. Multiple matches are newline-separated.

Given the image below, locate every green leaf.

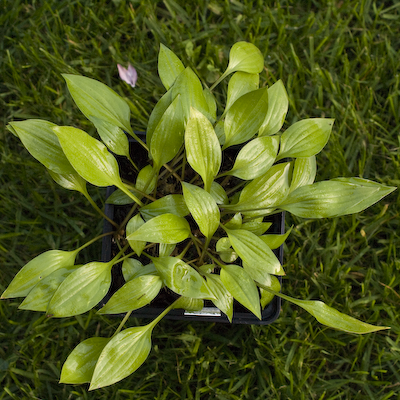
left=289, top=156, right=317, bottom=193
left=220, top=264, right=261, bottom=319
left=153, top=256, right=213, bottom=299
left=126, top=214, right=146, bottom=256
left=98, top=275, right=163, bottom=314
left=227, top=162, right=290, bottom=212
left=90, top=325, right=153, bottom=390
left=90, top=116, right=130, bottom=158
left=277, top=118, right=334, bottom=160
left=259, top=227, right=292, bottom=250
left=223, top=87, right=269, bottom=148
left=259, top=275, right=281, bottom=309
left=139, top=195, right=189, bottom=221
left=225, top=228, right=285, bottom=277
left=159, top=243, right=176, bottom=257
left=146, top=89, right=173, bottom=146
left=225, top=72, right=259, bottom=113
left=52, top=126, right=121, bottom=187
left=1, top=249, right=78, bottom=299
left=203, top=88, right=217, bottom=121
left=19, top=265, right=79, bottom=311
left=8, top=120, right=75, bottom=174
left=210, top=182, right=228, bottom=205
left=60, top=337, right=110, bottom=384
left=280, top=178, right=396, bottom=218
left=185, top=107, right=222, bottom=192
left=211, top=42, right=264, bottom=89
left=182, top=182, right=220, bottom=239
left=241, top=218, right=272, bottom=236
left=62, top=74, right=132, bottom=134
left=136, top=165, right=157, bottom=195
left=225, top=41, right=264, bottom=75
left=126, top=213, right=190, bottom=244
left=258, top=80, right=288, bottom=136
left=122, top=259, right=157, bottom=281
left=48, top=170, right=88, bottom=194
left=48, top=261, right=112, bottom=317
left=170, top=67, right=211, bottom=122
left=205, top=273, right=233, bottom=322
left=214, top=119, right=225, bottom=146
left=150, top=95, right=185, bottom=171
left=53, top=126, right=142, bottom=205
left=224, top=213, right=242, bottom=230
left=216, top=237, right=238, bottom=263
left=226, top=136, right=279, bottom=180
left=268, top=290, right=389, bottom=334
left=158, top=44, right=185, bottom=90
left=172, top=296, right=204, bottom=311
left=105, top=188, right=137, bottom=205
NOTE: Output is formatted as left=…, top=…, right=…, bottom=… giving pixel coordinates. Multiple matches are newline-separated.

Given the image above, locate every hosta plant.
left=2, top=42, right=396, bottom=390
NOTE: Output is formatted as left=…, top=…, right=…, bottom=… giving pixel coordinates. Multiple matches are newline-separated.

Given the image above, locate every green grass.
left=1, top=0, right=399, bottom=398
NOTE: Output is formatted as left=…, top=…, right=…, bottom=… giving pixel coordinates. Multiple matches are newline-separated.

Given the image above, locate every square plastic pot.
left=101, top=135, right=284, bottom=325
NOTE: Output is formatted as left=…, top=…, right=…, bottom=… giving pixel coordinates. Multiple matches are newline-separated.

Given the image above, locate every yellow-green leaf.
left=62, top=74, right=132, bottom=134
left=280, top=178, right=396, bottom=218
left=220, top=264, right=261, bottom=319
left=139, top=195, right=189, bottom=221
left=158, top=44, right=185, bottom=90
left=225, top=71, right=259, bottom=113
left=126, top=214, right=146, bottom=256
left=185, top=107, right=221, bottom=192
left=48, top=261, right=112, bottom=317
left=126, top=213, right=190, bottom=244
left=90, top=325, right=153, bottom=390
left=19, top=265, right=79, bottom=311
left=182, top=182, right=220, bottom=239
left=1, top=249, right=78, bottom=299
left=224, top=87, right=268, bottom=148
left=8, top=120, right=75, bottom=174
left=277, top=118, right=334, bottom=160
left=226, top=136, right=279, bottom=180
left=258, top=80, right=288, bottom=136
left=60, top=337, right=110, bottom=384
left=153, top=256, right=214, bottom=299
left=225, top=228, right=285, bottom=277
left=98, top=275, right=163, bottom=314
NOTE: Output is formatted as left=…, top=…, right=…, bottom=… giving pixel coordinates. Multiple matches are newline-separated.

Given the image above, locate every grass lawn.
left=1, top=0, right=399, bottom=398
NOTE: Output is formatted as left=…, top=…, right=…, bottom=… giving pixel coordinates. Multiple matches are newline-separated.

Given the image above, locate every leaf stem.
left=127, top=154, right=139, bottom=172
left=76, top=231, right=115, bottom=253
left=110, top=243, right=131, bottom=265
left=82, top=191, right=119, bottom=229
left=112, top=311, right=133, bottom=337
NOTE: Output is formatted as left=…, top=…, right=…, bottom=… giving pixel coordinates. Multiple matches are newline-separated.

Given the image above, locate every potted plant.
left=1, top=42, right=395, bottom=390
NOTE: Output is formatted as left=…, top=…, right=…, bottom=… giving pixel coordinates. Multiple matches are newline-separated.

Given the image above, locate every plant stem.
left=82, top=191, right=119, bottom=229
left=113, top=296, right=183, bottom=338
left=110, top=243, right=131, bottom=265
left=122, top=181, right=157, bottom=202
left=112, top=311, right=133, bottom=337
left=111, top=251, right=136, bottom=266
left=191, top=235, right=225, bottom=268
left=127, top=154, right=139, bottom=172
left=177, top=240, right=193, bottom=260
left=199, top=236, right=211, bottom=265
left=148, top=297, right=184, bottom=329
left=117, top=203, right=139, bottom=233
left=76, top=231, right=114, bottom=253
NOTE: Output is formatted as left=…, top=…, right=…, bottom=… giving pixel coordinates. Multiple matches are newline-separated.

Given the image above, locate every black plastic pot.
left=101, top=135, right=284, bottom=325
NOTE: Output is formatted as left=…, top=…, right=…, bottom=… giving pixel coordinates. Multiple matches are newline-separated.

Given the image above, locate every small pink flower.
left=117, top=63, right=137, bottom=88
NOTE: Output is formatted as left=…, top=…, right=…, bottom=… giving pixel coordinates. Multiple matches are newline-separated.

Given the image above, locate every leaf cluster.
left=1, top=42, right=396, bottom=390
